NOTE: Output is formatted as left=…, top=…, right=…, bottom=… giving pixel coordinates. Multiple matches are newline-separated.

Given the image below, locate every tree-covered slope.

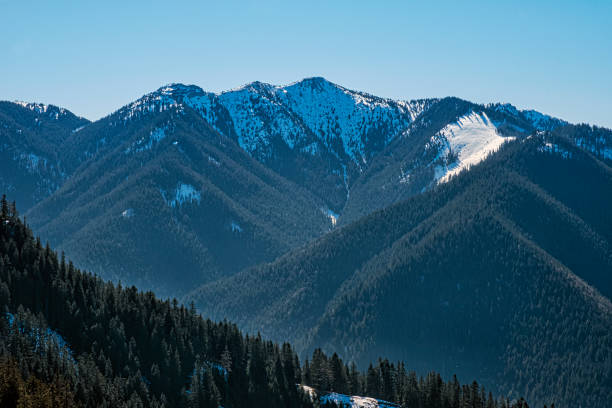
left=0, top=199, right=315, bottom=407
left=0, top=199, right=530, bottom=408
left=187, top=132, right=612, bottom=408
left=0, top=101, right=89, bottom=210
left=337, top=99, right=569, bottom=225
left=25, top=106, right=330, bottom=296
left=4, top=80, right=588, bottom=298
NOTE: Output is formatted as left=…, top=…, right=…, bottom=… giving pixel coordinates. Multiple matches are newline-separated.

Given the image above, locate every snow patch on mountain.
left=161, top=183, right=201, bottom=208
left=72, top=125, right=87, bottom=133
left=15, top=152, right=47, bottom=173
left=538, top=142, right=573, bottom=159
left=301, top=142, right=319, bottom=155
left=574, top=136, right=612, bottom=160
left=490, top=103, right=566, bottom=131
left=119, top=87, right=183, bottom=122
left=279, top=77, right=418, bottom=162
left=230, top=221, right=243, bottom=233
left=5, top=313, right=74, bottom=363
left=208, top=155, right=221, bottom=167
left=125, top=126, right=168, bottom=154
left=321, top=207, right=339, bottom=226
left=285, top=78, right=432, bottom=163
left=321, top=392, right=399, bottom=408
left=299, top=386, right=399, bottom=408
left=118, top=78, right=428, bottom=165
left=216, top=82, right=302, bottom=154
left=15, top=101, right=49, bottom=114
left=14, top=101, right=68, bottom=120
left=432, top=112, right=514, bottom=183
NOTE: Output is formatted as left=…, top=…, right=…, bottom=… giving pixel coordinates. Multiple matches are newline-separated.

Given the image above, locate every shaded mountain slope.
left=84, top=79, right=433, bottom=213
left=187, top=133, right=612, bottom=407
left=4, top=79, right=583, bottom=299
left=26, top=106, right=330, bottom=296
left=0, top=199, right=532, bottom=408
left=0, top=101, right=89, bottom=210
left=338, top=98, right=568, bottom=225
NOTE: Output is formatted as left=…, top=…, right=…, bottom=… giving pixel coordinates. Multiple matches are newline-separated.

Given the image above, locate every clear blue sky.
left=1, top=0, right=610, bottom=127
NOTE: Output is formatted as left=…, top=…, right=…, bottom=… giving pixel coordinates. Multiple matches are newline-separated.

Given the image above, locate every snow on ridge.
left=14, top=101, right=68, bottom=119
left=119, top=92, right=181, bottom=121
left=15, top=101, right=49, bottom=113
left=432, top=112, right=514, bottom=183
left=216, top=83, right=300, bottom=153
left=278, top=77, right=419, bottom=162
left=489, top=103, right=566, bottom=131
left=116, top=83, right=210, bottom=122
left=125, top=78, right=425, bottom=163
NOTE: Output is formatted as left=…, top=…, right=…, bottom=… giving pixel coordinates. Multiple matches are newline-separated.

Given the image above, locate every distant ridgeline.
left=0, top=197, right=536, bottom=407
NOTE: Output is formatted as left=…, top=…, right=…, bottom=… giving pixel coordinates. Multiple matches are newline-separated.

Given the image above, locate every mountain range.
left=2, top=77, right=612, bottom=407
left=2, top=78, right=589, bottom=294
left=187, top=130, right=612, bottom=407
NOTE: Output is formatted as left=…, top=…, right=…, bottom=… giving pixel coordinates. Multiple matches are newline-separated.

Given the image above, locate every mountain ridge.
left=186, top=132, right=612, bottom=407
left=3, top=79, right=610, bottom=296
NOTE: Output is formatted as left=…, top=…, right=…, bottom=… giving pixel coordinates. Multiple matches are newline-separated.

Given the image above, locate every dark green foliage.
left=189, top=133, right=612, bottom=408
left=0, top=198, right=531, bottom=407
left=0, top=356, right=79, bottom=407
left=25, top=107, right=330, bottom=296
left=3, top=89, right=612, bottom=408
left=0, top=202, right=314, bottom=407
left=0, top=102, right=89, bottom=211
left=309, top=351, right=535, bottom=408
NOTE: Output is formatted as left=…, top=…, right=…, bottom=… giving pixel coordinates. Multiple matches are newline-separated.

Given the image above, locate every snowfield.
left=432, top=112, right=514, bottom=183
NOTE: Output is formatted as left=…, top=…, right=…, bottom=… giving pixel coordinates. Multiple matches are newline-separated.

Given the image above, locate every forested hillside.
left=0, top=101, right=89, bottom=210
left=0, top=198, right=532, bottom=407
left=3, top=79, right=611, bottom=407
left=3, top=79, right=586, bottom=298
left=188, top=130, right=612, bottom=408
left=25, top=107, right=330, bottom=296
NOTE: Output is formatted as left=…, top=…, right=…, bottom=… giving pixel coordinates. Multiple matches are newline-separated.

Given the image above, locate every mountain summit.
left=3, top=78, right=611, bottom=296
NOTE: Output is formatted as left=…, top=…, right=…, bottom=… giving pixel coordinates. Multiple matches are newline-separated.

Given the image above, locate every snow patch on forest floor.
left=300, top=385, right=399, bottom=408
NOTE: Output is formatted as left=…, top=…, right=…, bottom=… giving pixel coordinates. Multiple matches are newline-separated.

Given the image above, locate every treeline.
left=0, top=196, right=531, bottom=407
left=305, top=349, right=539, bottom=408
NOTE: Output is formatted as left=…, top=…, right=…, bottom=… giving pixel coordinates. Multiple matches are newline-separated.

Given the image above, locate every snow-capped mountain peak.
left=488, top=102, right=566, bottom=131
left=13, top=101, right=69, bottom=120
left=115, top=78, right=429, bottom=165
